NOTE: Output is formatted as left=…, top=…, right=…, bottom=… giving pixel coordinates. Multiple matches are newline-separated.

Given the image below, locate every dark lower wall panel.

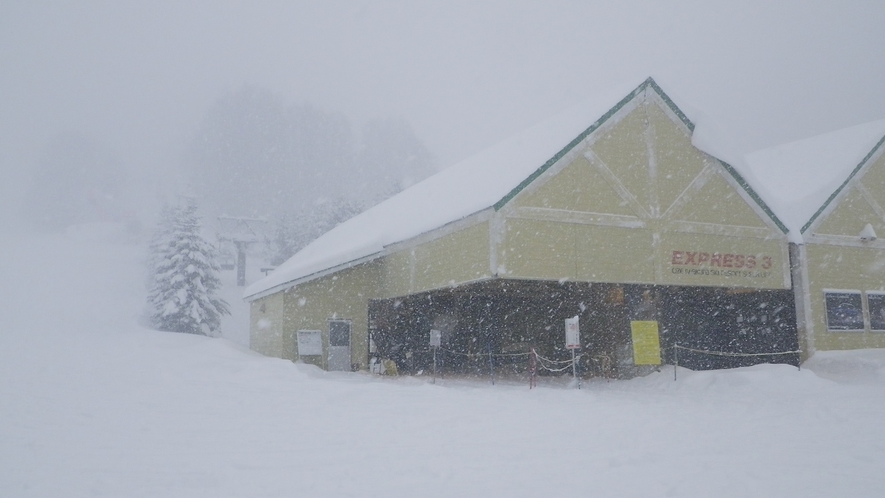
left=367, top=280, right=799, bottom=378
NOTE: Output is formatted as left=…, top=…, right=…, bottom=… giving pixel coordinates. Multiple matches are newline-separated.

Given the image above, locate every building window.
left=824, top=291, right=864, bottom=332
left=867, top=293, right=885, bottom=332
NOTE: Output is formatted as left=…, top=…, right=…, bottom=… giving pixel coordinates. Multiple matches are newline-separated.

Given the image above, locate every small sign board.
left=429, top=329, right=442, bottom=347
left=565, top=316, right=580, bottom=349
left=630, top=320, right=662, bottom=365
left=296, top=330, right=323, bottom=356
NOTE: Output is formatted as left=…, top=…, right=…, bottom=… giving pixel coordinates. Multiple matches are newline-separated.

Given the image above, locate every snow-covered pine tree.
left=148, top=201, right=229, bottom=335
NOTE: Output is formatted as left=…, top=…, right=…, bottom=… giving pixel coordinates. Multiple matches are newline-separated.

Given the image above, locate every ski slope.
left=2, top=223, right=884, bottom=497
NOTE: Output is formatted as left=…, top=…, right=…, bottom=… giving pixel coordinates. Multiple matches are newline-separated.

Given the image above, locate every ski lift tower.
left=217, top=216, right=267, bottom=286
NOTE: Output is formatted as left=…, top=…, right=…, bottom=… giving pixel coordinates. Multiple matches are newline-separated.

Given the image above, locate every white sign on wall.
left=296, top=330, right=323, bottom=356
left=429, top=329, right=442, bottom=347
left=565, top=316, right=580, bottom=349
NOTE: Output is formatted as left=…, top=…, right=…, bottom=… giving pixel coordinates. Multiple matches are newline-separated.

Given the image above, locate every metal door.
left=327, top=320, right=352, bottom=371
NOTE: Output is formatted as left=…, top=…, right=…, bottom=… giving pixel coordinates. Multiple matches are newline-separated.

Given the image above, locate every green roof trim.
left=718, top=160, right=789, bottom=233
left=646, top=78, right=695, bottom=132
left=801, top=133, right=885, bottom=234
left=492, top=77, right=790, bottom=234
left=492, top=78, right=649, bottom=211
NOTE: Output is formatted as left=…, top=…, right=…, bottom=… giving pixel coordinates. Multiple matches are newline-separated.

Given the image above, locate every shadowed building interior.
left=368, top=281, right=797, bottom=379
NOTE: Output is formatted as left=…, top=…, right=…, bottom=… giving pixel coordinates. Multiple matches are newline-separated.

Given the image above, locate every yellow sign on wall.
left=631, top=320, right=662, bottom=365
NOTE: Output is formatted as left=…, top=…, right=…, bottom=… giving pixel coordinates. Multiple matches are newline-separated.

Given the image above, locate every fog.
left=2, top=1, right=885, bottom=232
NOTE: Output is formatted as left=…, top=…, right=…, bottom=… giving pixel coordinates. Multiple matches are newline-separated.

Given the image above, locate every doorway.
left=328, top=319, right=352, bottom=371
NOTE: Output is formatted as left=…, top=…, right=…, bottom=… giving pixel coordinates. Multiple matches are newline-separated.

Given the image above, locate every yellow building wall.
left=668, top=173, right=771, bottom=229
left=501, top=98, right=789, bottom=289
left=591, top=103, right=653, bottom=214
left=649, top=103, right=708, bottom=215
left=574, top=224, right=656, bottom=282
left=501, top=218, right=787, bottom=289
left=815, top=188, right=885, bottom=237
left=804, top=149, right=885, bottom=350
left=381, top=222, right=491, bottom=298
left=805, top=243, right=885, bottom=350
left=859, top=153, right=885, bottom=210
left=501, top=218, right=577, bottom=280
left=380, top=250, right=411, bottom=298
left=658, top=232, right=788, bottom=289
left=813, top=152, right=885, bottom=238
left=251, top=222, right=493, bottom=369
left=516, top=155, right=636, bottom=216
left=250, top=293, right=286, bottom=358
left=278, top=261, right=383, bottom=370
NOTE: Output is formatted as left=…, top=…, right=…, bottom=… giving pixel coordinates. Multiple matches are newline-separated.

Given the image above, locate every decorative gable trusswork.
left=803, top=136, right=885, bottom=246
left=494, top=80, right=790, bottom=290
left=245, top=78, right=788, bottom=302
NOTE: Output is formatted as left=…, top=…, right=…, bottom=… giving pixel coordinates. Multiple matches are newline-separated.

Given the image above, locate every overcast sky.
left=2, top=1, right=884, bottom=224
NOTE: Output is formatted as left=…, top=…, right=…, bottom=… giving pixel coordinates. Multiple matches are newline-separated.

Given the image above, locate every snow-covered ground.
left=2, top=223, right=884, bottom=497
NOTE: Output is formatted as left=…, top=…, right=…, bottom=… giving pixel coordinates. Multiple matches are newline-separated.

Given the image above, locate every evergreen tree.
left=148, top=201, right=229, bottom=335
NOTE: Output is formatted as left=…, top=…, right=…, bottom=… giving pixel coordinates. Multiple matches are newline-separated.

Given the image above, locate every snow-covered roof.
left=243, top=80, right=642, bottom=299
left=244, top=77, right=772, bottom=300
left=743, top=119, right=885, bottom=241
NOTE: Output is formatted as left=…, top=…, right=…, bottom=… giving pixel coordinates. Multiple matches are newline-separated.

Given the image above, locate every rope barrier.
left=533, top=351, right=582, bottom=373
left=673, top=345, right=801, bottom=357
left=533, top=351, right=579, bottom=365
left=417, top=347, right=584, bottom=378
left=535, top=361, right=577, bottom=373
left=672, top=343, right=802, bottom=380
left=413, top=345, right=796, bottom=360
left=437, top=347, right=532, bottom=359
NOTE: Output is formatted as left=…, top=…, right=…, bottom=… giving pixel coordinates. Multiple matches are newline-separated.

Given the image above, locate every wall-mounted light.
left=860, top=223, right=877, bottom=242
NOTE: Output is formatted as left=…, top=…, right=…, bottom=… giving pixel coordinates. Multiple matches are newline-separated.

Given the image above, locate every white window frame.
left=823, top=289, right=865, bottom=333
left=866, top=291, right=885, bottom=332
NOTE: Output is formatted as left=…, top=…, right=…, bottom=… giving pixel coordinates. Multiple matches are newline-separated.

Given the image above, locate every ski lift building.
left=243, top=78, right=799, bottom=376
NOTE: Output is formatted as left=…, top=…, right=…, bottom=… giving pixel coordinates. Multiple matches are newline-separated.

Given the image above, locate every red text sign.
left=670, top=251, right=773, bottom=270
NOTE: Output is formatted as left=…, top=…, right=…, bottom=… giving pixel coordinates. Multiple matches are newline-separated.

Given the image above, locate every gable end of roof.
left=718, top=159, right=789, bottom=234
left=801, top=133, right=885, bottom=234
left=493, top=78, right=652, bottom=211
left=492, top=77, right=788, bottom=234
left=646, top=78, right=695, bottom=132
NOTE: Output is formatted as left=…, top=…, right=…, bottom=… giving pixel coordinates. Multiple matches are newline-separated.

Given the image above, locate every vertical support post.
left=674, top=343, right=679, bottom=381
left=488, top=342, right=495, bottom=386
left=236, top=241, right=246, bottom=287
left=564, top=315, right=581, bottom=388
left=529, top=348, right=537, bottom=389
left=572, top=348, right=579, bottom=389
left=429, top=329, right=441, bottom=384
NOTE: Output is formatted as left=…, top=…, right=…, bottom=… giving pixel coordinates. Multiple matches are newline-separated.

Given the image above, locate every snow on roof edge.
left=243, top=79, right=652, bottom=300
left=245, top=77, right=779, bottom=300
left=743, top=119, right=885, bottom=241
left=657, top=81, right=790, bottom=237
left=802, top=133, right=885, bottom=234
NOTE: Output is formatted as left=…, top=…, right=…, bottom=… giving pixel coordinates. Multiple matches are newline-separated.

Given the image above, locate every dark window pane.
left=869, top=294, right=885, bottom=331
left=825, top=292, right=864, bottom=331
left=329, top=321, right=351, bottom=346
